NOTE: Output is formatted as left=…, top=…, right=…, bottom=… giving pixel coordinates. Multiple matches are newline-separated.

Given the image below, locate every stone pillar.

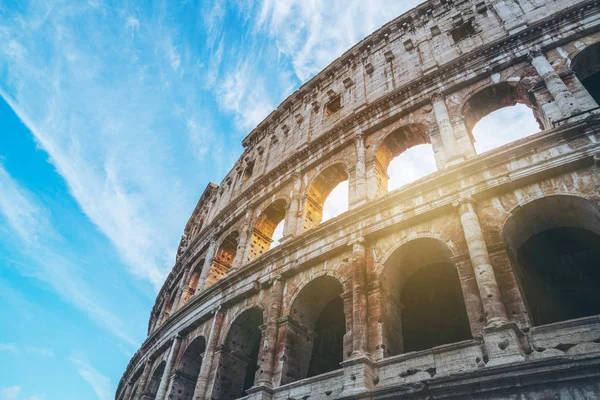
left=350, top=238, right=368, bottom=356
left=456, top=198, right=525, bottom=366
left=233, top=207, right=253, bottom=270
left=197, top=238, right=218, bottom=292
left=432, top=94, right=465, bottom=166
left=282, top=172, right=302, bottom=239
left=155, top=334, right=183, bottom=400
left=171, top=266, right=191, bottom=312
left=255, top=276, right=285, bottom=388
left=121, top=381, right=133, bottom=400
left=135, top=361, right=153, bottom=400
left=352, top=132, right=368, bottom=208
left=529, top=51, right=580, bottom=119
left=455, top=197, right=507, bottom=327
left=192, top=307, right=225, bottom=400
left=451, top=117, right=476, bottom=158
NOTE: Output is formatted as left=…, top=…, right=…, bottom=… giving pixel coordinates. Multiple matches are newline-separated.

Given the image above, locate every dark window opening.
left=243, top=161, right=255, bottom=181
left=325, top=96, right=341, bottom=118
left=582, top=72, right=600, bottom=104
left=572, top=42, right=600, bottom=105
left=380, top=238, right=472, bottom=357
left=307, top=297, right=345, bottom=378
left=516, top=227, right=600, bottom=326
left=401, top=262, right=472, bottom=352
left=451, top=21, right=475, bottom=43
left=172, top=337, right=206, bottom=400
left=212, top=308, right=263, bottom=400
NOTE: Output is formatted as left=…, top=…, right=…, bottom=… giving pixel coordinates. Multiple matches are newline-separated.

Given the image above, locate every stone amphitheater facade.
left=116, top=0, right=600, bottom=398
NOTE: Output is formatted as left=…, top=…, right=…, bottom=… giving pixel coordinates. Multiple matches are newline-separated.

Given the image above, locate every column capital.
left=453, top=195, right=477, bottom=210
left=430, top=91, right=446, bottom=103
left=269, top=274, right=285, bottom=285
left=527, top=50, right=544, bottom=62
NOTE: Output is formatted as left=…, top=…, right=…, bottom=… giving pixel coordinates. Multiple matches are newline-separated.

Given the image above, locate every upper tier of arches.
left=152, top=0, right=600, bottom=335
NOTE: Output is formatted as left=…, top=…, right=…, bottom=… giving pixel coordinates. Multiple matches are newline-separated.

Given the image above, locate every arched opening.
left=464, top=83, right=541, bottom=154
left=380, top=238, right=471, bottom=355
left=206, top=232, right=239, bottom=287
left=247, top=199, right=287, bottom=262
left=128, top=383, right=138, bottom=400
left=303, top=164, right=348, bottom=231
left=503, top=196, right=600, bottom=326
left=146, top=361, right=166, bottom=399
left=183, top=259, right=204, bottom=304
left=161, top=291, right=178, bottom=324
left=572, top=42, right=600, bottom=105
left=281, top=275, right=346, bottom=384
left=172, top=336, right=206, bottom=400
left=374, top=124, right=435, bottom=194
left=212, top=308, right=263, bottom=400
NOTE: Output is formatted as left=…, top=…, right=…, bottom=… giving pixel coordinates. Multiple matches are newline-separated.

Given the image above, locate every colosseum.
left=116, top=0, right=600, bottom=398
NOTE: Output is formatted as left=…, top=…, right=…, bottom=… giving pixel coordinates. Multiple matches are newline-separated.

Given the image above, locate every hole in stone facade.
left=325, top=96, right=341, bottom=119
left=206, top=232, right=239, bottom=287
left=503, top=195, right=600, bottom=326
left=211, top=308, right=263, bottom=399
left=450, top=20, right=475, bottom=43
left=380, top=238, right=472, bottom=355
left=172, top=336, right=206, bottom=400
left=572, top=42, right=600, bottom=105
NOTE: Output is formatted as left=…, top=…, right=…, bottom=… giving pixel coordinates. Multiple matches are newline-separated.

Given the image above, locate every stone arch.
left=161, top=289, right=179, bottom=324
left=206, top=230, right=239, bottom=287
left=375, top=232, right=460, bottom=278
left=571, top=41, right=600, bottom=106
left=184, top=257, right=205, bottom=302
left=461, top=81, right=536, bottom=132
left=170, top=335, right=206, bottom=400
left=461, top=81, right=542, bottom=153
left=247, top=198, right=288, bottom=262
left=279, top=274, right=347, bottom=385
left=302, top=162, right=350, bottom=231
left=501, top=195, right=600, bottom=326
left=379, top=237, right=472, bottom=356
left=211, top=307, right=264, bottom=400
left=371, top=123, right=433, bottom=196
left=146, top=360, right=166, bottom=399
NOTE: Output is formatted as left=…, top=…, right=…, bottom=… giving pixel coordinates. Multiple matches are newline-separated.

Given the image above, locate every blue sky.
left=0, top=1, right=539, bottom=399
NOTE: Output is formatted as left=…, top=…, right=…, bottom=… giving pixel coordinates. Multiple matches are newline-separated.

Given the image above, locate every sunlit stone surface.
left=117, top=0, right=600, bottom=398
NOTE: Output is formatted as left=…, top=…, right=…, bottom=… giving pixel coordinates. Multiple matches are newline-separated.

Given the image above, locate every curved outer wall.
left=118, top=0, right=600, bottom=399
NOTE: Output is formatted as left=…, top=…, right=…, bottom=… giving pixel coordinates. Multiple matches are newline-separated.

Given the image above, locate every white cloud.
left=255, top=0, right=422, bottom=81
left=0, top=387, right=45, bottom=400
left=70, top=356, right=112, bottom=400
left=472, top=104, right=540, bottom=154
left=322, top=181, right=348, bottom=222
left=0, top=163, right=137, bottom=346
left=387, top=144, right=438, bottom=191
left=0, top=343, right=54, bottom=357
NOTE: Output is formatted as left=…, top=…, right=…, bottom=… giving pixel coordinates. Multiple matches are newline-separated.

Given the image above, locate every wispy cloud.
left=0, top=387, right=45, bottom=400
left=0, top=343, right=54, bottom=357
left=255, top=0, right=422, bottom=81
left=0, top=163, right=137, bottom=346
left=70, top=356, right=112, bottom=400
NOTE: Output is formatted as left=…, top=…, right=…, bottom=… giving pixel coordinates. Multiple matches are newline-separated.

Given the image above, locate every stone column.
left=350, top=238, right=368, bottom=356
left=233, top=207, right=253, bottom=270
left=451, top=117, right=476, bottom=158
left=529, top=51, right=580, bottom=119
left=192, top=307, right=225, bottom=399
left=121, top=381, right=133, bottom=400
left=171, top=266, right=191, bottom=312
left=197, top=238, right=218, bottom=293
left=455, top=197, right=507, bottom=326
left=155, top=334, right=183, bottom=400
left=432, top=94, right=464, bottom=166
left=352, top=132, right=368, bottom=208
left=135, top=361, right=153, bottom=400
left=281, top=172, right=301, bottom=240
left=255, top=276, right=285, bottom=388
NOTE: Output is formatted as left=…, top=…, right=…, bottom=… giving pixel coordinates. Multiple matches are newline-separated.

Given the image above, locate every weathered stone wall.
left=117, top=0, right=600, bottom=399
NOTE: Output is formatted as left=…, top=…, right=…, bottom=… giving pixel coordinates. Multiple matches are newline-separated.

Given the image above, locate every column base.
left=483, top=321, right=525, bottom=367
left=245, top=385, right=274, bottom=400
left=339, top=355, right=376, bottom=397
